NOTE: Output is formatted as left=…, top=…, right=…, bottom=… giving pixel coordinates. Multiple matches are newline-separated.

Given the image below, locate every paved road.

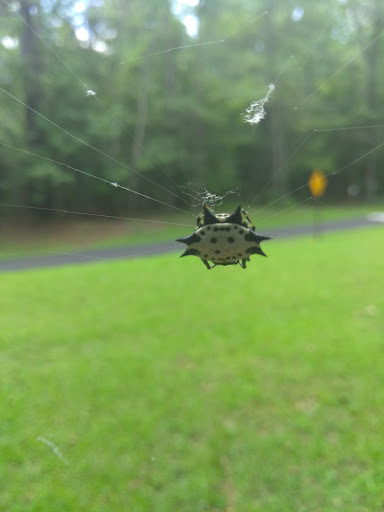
left=0, top=216, right=382, bottom=273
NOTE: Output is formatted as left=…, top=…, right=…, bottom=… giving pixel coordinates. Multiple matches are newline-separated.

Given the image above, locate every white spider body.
left=177, top=206, right=271, bottom=269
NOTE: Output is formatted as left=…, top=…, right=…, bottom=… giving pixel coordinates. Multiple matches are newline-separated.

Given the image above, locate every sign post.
left=308, top=170, right=327, bottom=236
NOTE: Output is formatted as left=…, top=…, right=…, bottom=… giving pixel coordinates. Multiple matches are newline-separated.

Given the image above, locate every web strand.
left=287, top=20, right=332, bottom=73
left=121, top=40, right=225, bottom=64
left=4, top=0, right=192, bottom=204
left=46, top=245, right=180, bottom=262
left=1, top=2, right=383, bottom=252
left=248, top=123, right=384, bottom=209
left=121, top=10, right=268, bottom=63
left=0, top=245, right=180, bottom=270
left=248, top=24, right=384, bottom=208
left=0, top=201, right=194, bottom=227
left=252, top=141, right=384, bottom=217
left=257, top=196, right=314, bottom=226
left=315, top=124, right=384, bottom=133
left=298, top=29, right=384, bottom=108
left=248, top=130, right=316, bottom=207
left=0, top=88, right=189, bottom=209
left=0, top=139, right=193, bottom=216
left=222, top=10, right=268, bottom=41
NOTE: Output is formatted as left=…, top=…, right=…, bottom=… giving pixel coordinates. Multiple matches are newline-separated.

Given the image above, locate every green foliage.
left=1, top=229, right=383, bottom=510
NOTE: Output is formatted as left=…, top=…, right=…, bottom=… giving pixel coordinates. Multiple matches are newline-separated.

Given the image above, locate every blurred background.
left=1, top=0, right=383, bottom=224
left=1, top=3, right=384, bottom=510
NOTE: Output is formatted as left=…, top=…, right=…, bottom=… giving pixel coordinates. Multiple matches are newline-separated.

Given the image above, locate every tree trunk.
left=269, top=101, right=287, bottom=197
left=20, top=0, right=42, bottom=147
left=132, top=58, right=149, bottom=166
left=364, top=0, right=383, bottom=201
left=265, top=0, right=287, bottom=198
left=128, top=58, right=149, bottom=209
left=19, top=0, right=50, bottom=210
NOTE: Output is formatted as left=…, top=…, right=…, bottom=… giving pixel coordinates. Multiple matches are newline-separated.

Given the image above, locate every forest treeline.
left=0, top=0, right=383, bottom=216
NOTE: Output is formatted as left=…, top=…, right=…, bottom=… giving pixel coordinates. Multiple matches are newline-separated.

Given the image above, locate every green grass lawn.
left=1, top=227, right=383, bottom=511
left=0, top=201, right=383, bottom=260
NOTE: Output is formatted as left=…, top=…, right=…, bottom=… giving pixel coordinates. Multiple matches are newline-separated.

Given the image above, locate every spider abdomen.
left=177, top=206, right=271, bottom=269
left=186, top=223, right=265, bottom=264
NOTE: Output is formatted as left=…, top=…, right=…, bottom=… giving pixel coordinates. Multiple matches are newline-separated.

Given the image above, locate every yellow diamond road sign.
left=309, top=169, right=327, bottom=198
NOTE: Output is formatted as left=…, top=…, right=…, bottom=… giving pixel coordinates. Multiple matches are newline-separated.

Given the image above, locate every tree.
left=0, top=0, right=383, bottom=217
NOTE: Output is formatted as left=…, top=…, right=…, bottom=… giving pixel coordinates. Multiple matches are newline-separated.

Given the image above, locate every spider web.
left=0, top=0, right=383, bottom=264
left=178, top=182, right=239, bottom=210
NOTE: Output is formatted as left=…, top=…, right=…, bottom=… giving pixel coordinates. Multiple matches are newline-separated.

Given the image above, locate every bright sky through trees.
left=172, top=0, right=200, bottom=36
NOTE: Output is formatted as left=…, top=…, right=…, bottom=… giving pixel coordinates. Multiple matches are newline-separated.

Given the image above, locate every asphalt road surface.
left=0, top=216, right=382, bottom=273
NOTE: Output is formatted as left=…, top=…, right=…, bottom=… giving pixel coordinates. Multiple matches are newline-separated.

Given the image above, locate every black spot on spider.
left=200, top=230, right=205, bottom=235
left=214, top=250, right=221, bottom=254
left=237, top=253, right=242, bottom=257
left=210, top=237, right=217, bottom=243
left=234, top=226, right=238, bottom=229
left=226, top=227, right=231, bottom=231
left=214, top=227, right=219, bottom=232
left=204, top=254, right=208, bottom=258
left=207, top=226, right=211, bottom=230
left=239, top=229, right=244, bottom=234
left=228, top=237, right=234, bottom=243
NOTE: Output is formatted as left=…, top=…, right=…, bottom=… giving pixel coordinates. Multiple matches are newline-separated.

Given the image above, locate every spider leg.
left=202, top=259, right=215, bottom=270
left=196, top=211, right=205, bottom=228
left=242, top=209, right=256, bottom=231
left=239, top=258, right=247, bottom=269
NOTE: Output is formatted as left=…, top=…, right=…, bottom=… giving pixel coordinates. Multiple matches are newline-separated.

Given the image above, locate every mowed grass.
left=1, top=227, right=383, bottom=512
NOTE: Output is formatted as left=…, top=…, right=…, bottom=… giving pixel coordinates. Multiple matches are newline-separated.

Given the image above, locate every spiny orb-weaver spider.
left=176, top=205, right=271, bottom=269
